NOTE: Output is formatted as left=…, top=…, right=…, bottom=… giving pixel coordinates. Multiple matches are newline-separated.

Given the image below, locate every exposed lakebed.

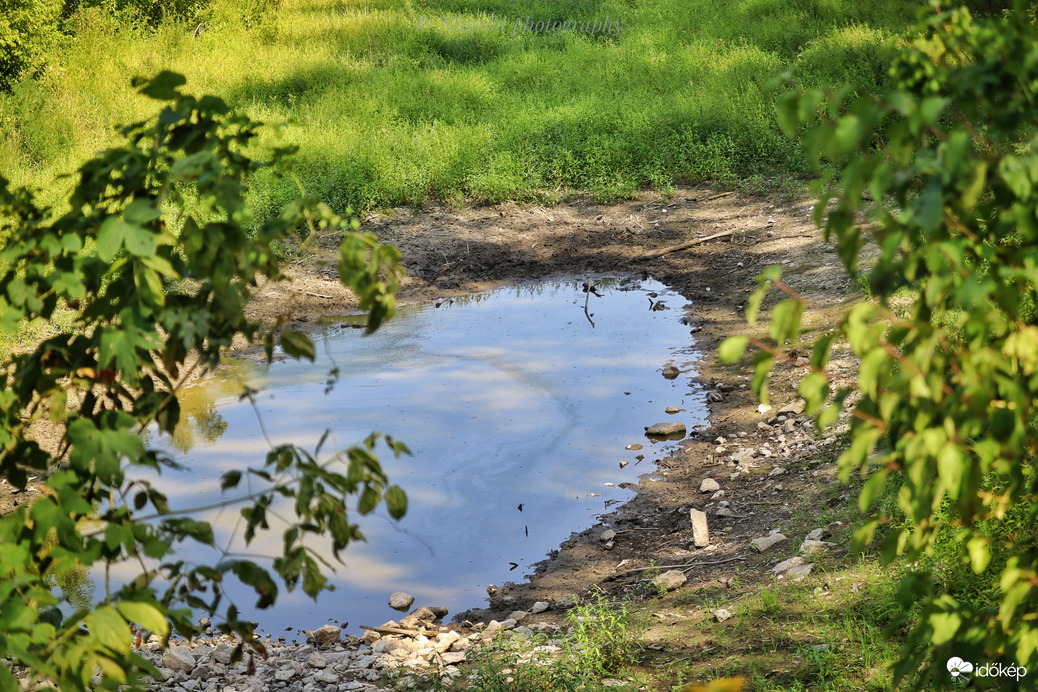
left=103, top=277, right=706, bottom=637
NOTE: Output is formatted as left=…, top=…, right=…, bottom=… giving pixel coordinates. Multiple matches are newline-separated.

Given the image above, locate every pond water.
left=100, top=277, right=706, bottom=636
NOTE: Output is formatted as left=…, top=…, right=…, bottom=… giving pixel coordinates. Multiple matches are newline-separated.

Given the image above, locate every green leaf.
left=858, top=469, right=889, bottom=512
left=220, top=470, right=242, bottom=490
left=929, top=611, right=961, bottom=646
left=116, top=601, right=169, bottom=638
left=86, top=605, right=131, bottom=655
left=280, top=331, right=316, bottom=361
left=384, top=485, right=407, bottom=520
left=966, top=536, right=990, bottom=574
left=718, top=336, right=749, bottom=363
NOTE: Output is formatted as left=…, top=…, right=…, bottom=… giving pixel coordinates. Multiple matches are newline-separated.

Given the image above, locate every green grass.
left=0, top=0, right=916, bottom=215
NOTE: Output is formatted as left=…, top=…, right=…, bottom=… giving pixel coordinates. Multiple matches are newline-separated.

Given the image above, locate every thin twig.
left=639, top=229, right=740, bottom=259
left=608, top=555, right=748, bottom=580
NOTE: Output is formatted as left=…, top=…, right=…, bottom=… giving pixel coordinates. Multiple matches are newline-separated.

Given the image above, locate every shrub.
left=0, top=72, right=407, bottom=689
left=722, top=0, right=1038, bottom=687
left=0, top=0, right=63, bottom=91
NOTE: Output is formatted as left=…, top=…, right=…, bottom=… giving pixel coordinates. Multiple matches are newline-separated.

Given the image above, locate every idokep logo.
left=947, top=657, right=974, bottom=678
left=948, top=656, right=1029, bottom=682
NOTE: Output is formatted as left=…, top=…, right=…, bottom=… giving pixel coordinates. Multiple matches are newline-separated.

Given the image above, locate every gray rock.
left=787, top=562, right=815, bottom=579
left=665, top=406, right=680, bottom=414
left=690, top=509, right=710, bottom=547
left=707, top=390, right=724, bottom=402
left=507, top=611, right=528, bottom=623
left=716, top=506, right=735, bottom=517
left=274, top=667, right=296, bottom=682
left=313, top=670, right=338, bottom=685
left=529, top=601, right=550, bottom=614
left=388, top=592, right=415, bottom=611
left=783, top=419, right=797, bottom=433
left=771, top=556, right=805, bottom=574
left=439, top=651, right=467, bottom=665
left=713, top=608, right=734, bottom=622
left=662, top=364, right=680, bottom=379
left=162, top=645, right=196, bottom=673
left=799, top=539, right=830, bottom=557
left=652, top=570, right=687, bottom=593
left=700, top=478, right=720, bottom=493
left=599, top=529, right=617, bottom=542
left=554, top=594, right=579, bottom=609
left=307, top=653, right=328, bottom=669
left=644, top=421, right=686, bottom=437
left=806, top=528, right=826, bottom=541
left=428, top=606, right=449, bottom=619
left=750, top=533, right=788, bottom=552
left=768, top=466, right=786, bottom=477
left=311, top=624, right=340, bottom=647
left=778, top=400, right=806, bottom=415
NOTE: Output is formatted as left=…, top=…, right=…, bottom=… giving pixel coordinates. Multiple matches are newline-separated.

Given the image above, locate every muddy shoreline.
left=238, top=185, right=863, bottom=627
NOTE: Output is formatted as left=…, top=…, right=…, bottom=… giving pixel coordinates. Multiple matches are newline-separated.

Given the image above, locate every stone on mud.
left=700, top=478, right=720, bottom=493
left=690, top=509, right=710, bottom=547
left=554, top=594, right=579, bottom=609
left=750, top=533, right=787, bottom=552
left=771, top=556, right=805, bottom=574
left=644, top=421, right=686, bottom=437
left=653, top=570, right=687, bottom=593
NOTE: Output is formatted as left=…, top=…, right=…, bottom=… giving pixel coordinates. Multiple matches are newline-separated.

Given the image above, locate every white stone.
left=771, top=556, right=805, bottom=574
left=529, top=601, right=550, bottom=614
left=750, top=533, right=788, bottom=552
left=700, top=478, right=721, bottom=493
left=690, top=508, right=710, bottom=547
left=713, top=608, right=734, bottom=622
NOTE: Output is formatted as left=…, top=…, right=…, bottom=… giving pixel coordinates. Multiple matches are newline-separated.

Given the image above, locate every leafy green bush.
left=0, top=71, right=406, bottom=689
left=721, top=0, right=1038, bottom=687
left=0, top=0, right=63, bottom=91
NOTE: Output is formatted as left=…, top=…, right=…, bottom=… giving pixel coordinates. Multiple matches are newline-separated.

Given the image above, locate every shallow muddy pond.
left=104, top=277, right=706, bottom=636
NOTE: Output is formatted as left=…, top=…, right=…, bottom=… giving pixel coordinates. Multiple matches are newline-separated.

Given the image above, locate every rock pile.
left=134, top=604, right=574, bottom=691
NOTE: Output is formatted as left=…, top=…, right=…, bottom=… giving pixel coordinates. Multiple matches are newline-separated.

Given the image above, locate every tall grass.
left=0, top=0, right=917, bottom=213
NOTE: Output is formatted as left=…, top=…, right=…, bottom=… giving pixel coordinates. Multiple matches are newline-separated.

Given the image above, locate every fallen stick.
left=359, top=624, right=427, bottom=637
left=607, top=555, right=747, bottom=580
left=707, top=191, right=737, bottom=201
left=638, top=229, right=737, bottom=259
left=303, top=291, right=333, bottom=299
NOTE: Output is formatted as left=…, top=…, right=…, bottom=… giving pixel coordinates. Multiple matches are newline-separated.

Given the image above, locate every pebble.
left=600, top=529, right=617, bottom=542
left=700, top=478, right=721, bottom=493
left=388, top=592, right=415, bottom=611
left=713, top=608, right=734, bottom=622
